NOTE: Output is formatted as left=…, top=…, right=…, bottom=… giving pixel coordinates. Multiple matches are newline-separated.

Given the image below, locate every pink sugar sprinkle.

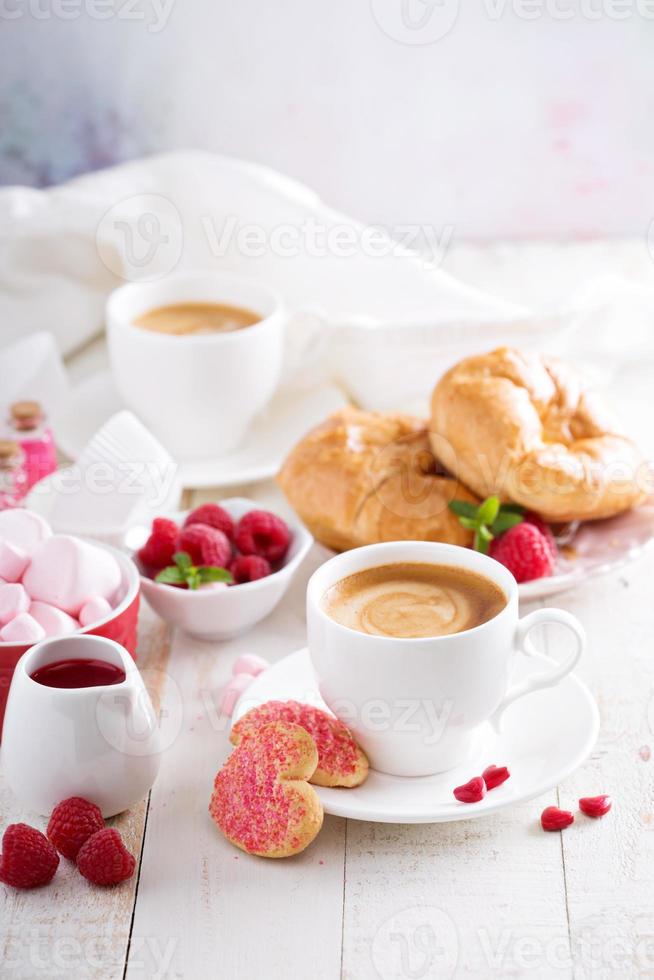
left=232, top=700, right=359, bottom=777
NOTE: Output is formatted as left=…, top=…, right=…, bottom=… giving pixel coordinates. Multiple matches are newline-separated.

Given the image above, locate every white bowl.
left=133, top=498, right=313, bottom=640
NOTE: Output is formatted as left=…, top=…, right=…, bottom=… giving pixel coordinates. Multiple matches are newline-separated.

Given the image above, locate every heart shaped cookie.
left=210, top=721, right=323, bottom=858
left=231, top=700, right=369, bottom=788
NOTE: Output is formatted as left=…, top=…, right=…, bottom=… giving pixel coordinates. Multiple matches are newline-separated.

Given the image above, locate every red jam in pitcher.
left=30, top=658, right=126, bottom=689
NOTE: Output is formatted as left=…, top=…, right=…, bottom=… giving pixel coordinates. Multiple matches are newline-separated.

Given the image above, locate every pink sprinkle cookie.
left=0, top=541, right=29, bottom=583
left=29, top=602, right=78, bottom=637
left=219, top=674, right=254, bottom=717
left=231, top=654, right=269, bottom=678
left=78, top=596, right=112, bottom=627
left=231, top=700, right=369, bottom=788
left=0, top=613, right=46, bottom=644
left=210, top=721, right=323, bottom=858
left=0, top=584, right=30, bottom=626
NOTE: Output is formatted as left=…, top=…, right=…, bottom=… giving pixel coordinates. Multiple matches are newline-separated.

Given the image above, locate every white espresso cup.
left=1, top=634, right=160, bottom=816
left=307, top=541, right=586, bottom=777
left=107, top=271, right=286, bottom=459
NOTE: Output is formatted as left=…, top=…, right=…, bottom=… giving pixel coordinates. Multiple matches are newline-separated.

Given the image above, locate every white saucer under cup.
left=55, top=370, right=347, bottom=489
left=233, top=648, right=599, bottom=825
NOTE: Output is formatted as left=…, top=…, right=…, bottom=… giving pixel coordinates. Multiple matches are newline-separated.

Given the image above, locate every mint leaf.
left=458, top=516, right=479, bottom=530
left=477, top=496, right=500, bottom=526
left=491, top=511, right=524, bottom=535
left=198, top=566, right=233, bottom=584
left=450, top=494, right=526, bottom=554
left=174, top=551, right=193, bottom=572
left=499, top=503, right=525, bottom=515
left=448, top=500, right=479, bottom=519
left=474, top=529, right=490, bottom=554
left=155, top=566, right=186, bottom=584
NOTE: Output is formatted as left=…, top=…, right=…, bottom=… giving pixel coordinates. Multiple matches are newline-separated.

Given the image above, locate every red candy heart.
left=453, top=776, right=486, bottom=804
left=482, top=764, right=510, bottom=791
left=579, top=795, right=612, bottom=818
left=541, top=806, right=574, bottom=831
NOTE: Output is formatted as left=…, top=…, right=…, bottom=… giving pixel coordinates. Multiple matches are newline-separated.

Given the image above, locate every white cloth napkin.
left=0, top=151, right=651, bottom=418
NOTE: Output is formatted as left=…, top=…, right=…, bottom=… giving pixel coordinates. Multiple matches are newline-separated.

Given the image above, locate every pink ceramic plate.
left=519, top=500, right=654, bottom=601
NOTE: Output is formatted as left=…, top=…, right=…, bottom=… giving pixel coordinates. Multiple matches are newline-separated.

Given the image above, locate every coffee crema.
left=133, top=301, right=261, bottom=336
left=321, top=562, right=507, bottom=639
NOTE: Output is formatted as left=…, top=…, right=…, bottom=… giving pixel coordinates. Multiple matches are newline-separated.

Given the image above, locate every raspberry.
left=77, top=828, right=136, bottom=886
left=453, top=776, right=486, bottom=803
left=137, top=517, right=179, bottom=571
left=482, top=764, right=511, bottom=791
left=47, top=797, right=105, bottom=860
left=183, top=503, right=234, bottom=541
left=234, top=510, right=291, bottom=563
left=177, top=524, right=231, bottom=568
left=490, top=521, right=556, bottom=583
left=231, top=554, right=272, bottom=584
left=0, top=823, right=59, bottom=888
left=523, top=512, right=557, bottom=561
left=579, top=794, right=612, bottom=818
left=541, top=806, right=574, bottom=831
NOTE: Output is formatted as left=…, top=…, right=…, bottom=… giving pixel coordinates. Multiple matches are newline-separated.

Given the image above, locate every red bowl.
left=0, top=543, right=140, bottom=737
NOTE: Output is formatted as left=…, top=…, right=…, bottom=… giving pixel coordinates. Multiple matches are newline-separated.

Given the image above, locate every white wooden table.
left=2, top=242, right=654, bottom=979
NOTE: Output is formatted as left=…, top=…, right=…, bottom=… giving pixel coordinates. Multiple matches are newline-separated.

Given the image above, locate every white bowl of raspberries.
left=132, top=498, right=313, bottom=640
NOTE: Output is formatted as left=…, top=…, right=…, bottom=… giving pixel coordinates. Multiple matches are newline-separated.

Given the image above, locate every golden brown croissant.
left=430, top=347, right=646, bottom=522
left=277, top=407, right=478, bottom=551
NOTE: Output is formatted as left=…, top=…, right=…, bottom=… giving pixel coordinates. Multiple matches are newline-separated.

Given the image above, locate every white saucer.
left=519, top=500, right=654, bottom=601
left=233, top=648, right=599, bottom=824
left=55, top=370, right=348, bottom=489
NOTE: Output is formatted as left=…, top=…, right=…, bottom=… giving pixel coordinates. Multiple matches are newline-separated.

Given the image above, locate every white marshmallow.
left=23, top=535, right=122, bottom=617
left=0, top=612, right=46, bottom=644
left=78, top=595, right=112, bottom=627
left=29, top=601, right=79, bottom=637
left=0, top=583, right=30, bottom=626
left=0, top=541, right=29, bottom=583
left=0, top=509, right=51, bottom=556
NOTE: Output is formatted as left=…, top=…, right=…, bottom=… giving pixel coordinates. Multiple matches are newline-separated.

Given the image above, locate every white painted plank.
left=550, top=554, right=654, bottom=979
left=0, top=606, right=170, bottom=980
left=126, top=544, right=346, bottom=980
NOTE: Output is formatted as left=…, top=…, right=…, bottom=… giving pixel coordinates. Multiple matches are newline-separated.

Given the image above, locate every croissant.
left=430, top=347, right=646, bottom=522
left=277, top=407, right=478, bottom=551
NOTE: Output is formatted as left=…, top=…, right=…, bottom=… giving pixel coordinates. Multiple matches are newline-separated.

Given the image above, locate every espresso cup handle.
left=491, top=608, right=586, bottom=731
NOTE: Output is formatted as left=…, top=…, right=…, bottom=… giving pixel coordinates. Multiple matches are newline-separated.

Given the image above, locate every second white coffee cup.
left=307, top=541, right=586, bottom=777
left=107, top=271, right=285, bottom=459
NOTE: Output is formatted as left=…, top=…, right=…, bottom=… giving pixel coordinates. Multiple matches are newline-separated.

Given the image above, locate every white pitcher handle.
left=491, top=608, right=586, bottom=731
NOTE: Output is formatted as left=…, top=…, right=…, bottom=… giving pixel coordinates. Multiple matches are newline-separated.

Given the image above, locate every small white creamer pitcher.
left=1, top=634, right=160, bottom=816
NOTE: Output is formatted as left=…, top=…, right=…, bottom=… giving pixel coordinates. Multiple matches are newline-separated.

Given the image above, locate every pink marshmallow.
left=0, top=612, right=46, bottom=644
left=29, top=601, right=79, bottom=637
left=232, top=653, right=270, bottom=678
left=0, top=541, right=29, bottom=583
left=0, top=583, right=30, bottom=626
left=23, top=535, right=122, bottom=617
left=0, top=508, right=51, bottom=556
left=78, top=596, right=112, bottom=627
left=219, top=673, right=254, bottom=717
